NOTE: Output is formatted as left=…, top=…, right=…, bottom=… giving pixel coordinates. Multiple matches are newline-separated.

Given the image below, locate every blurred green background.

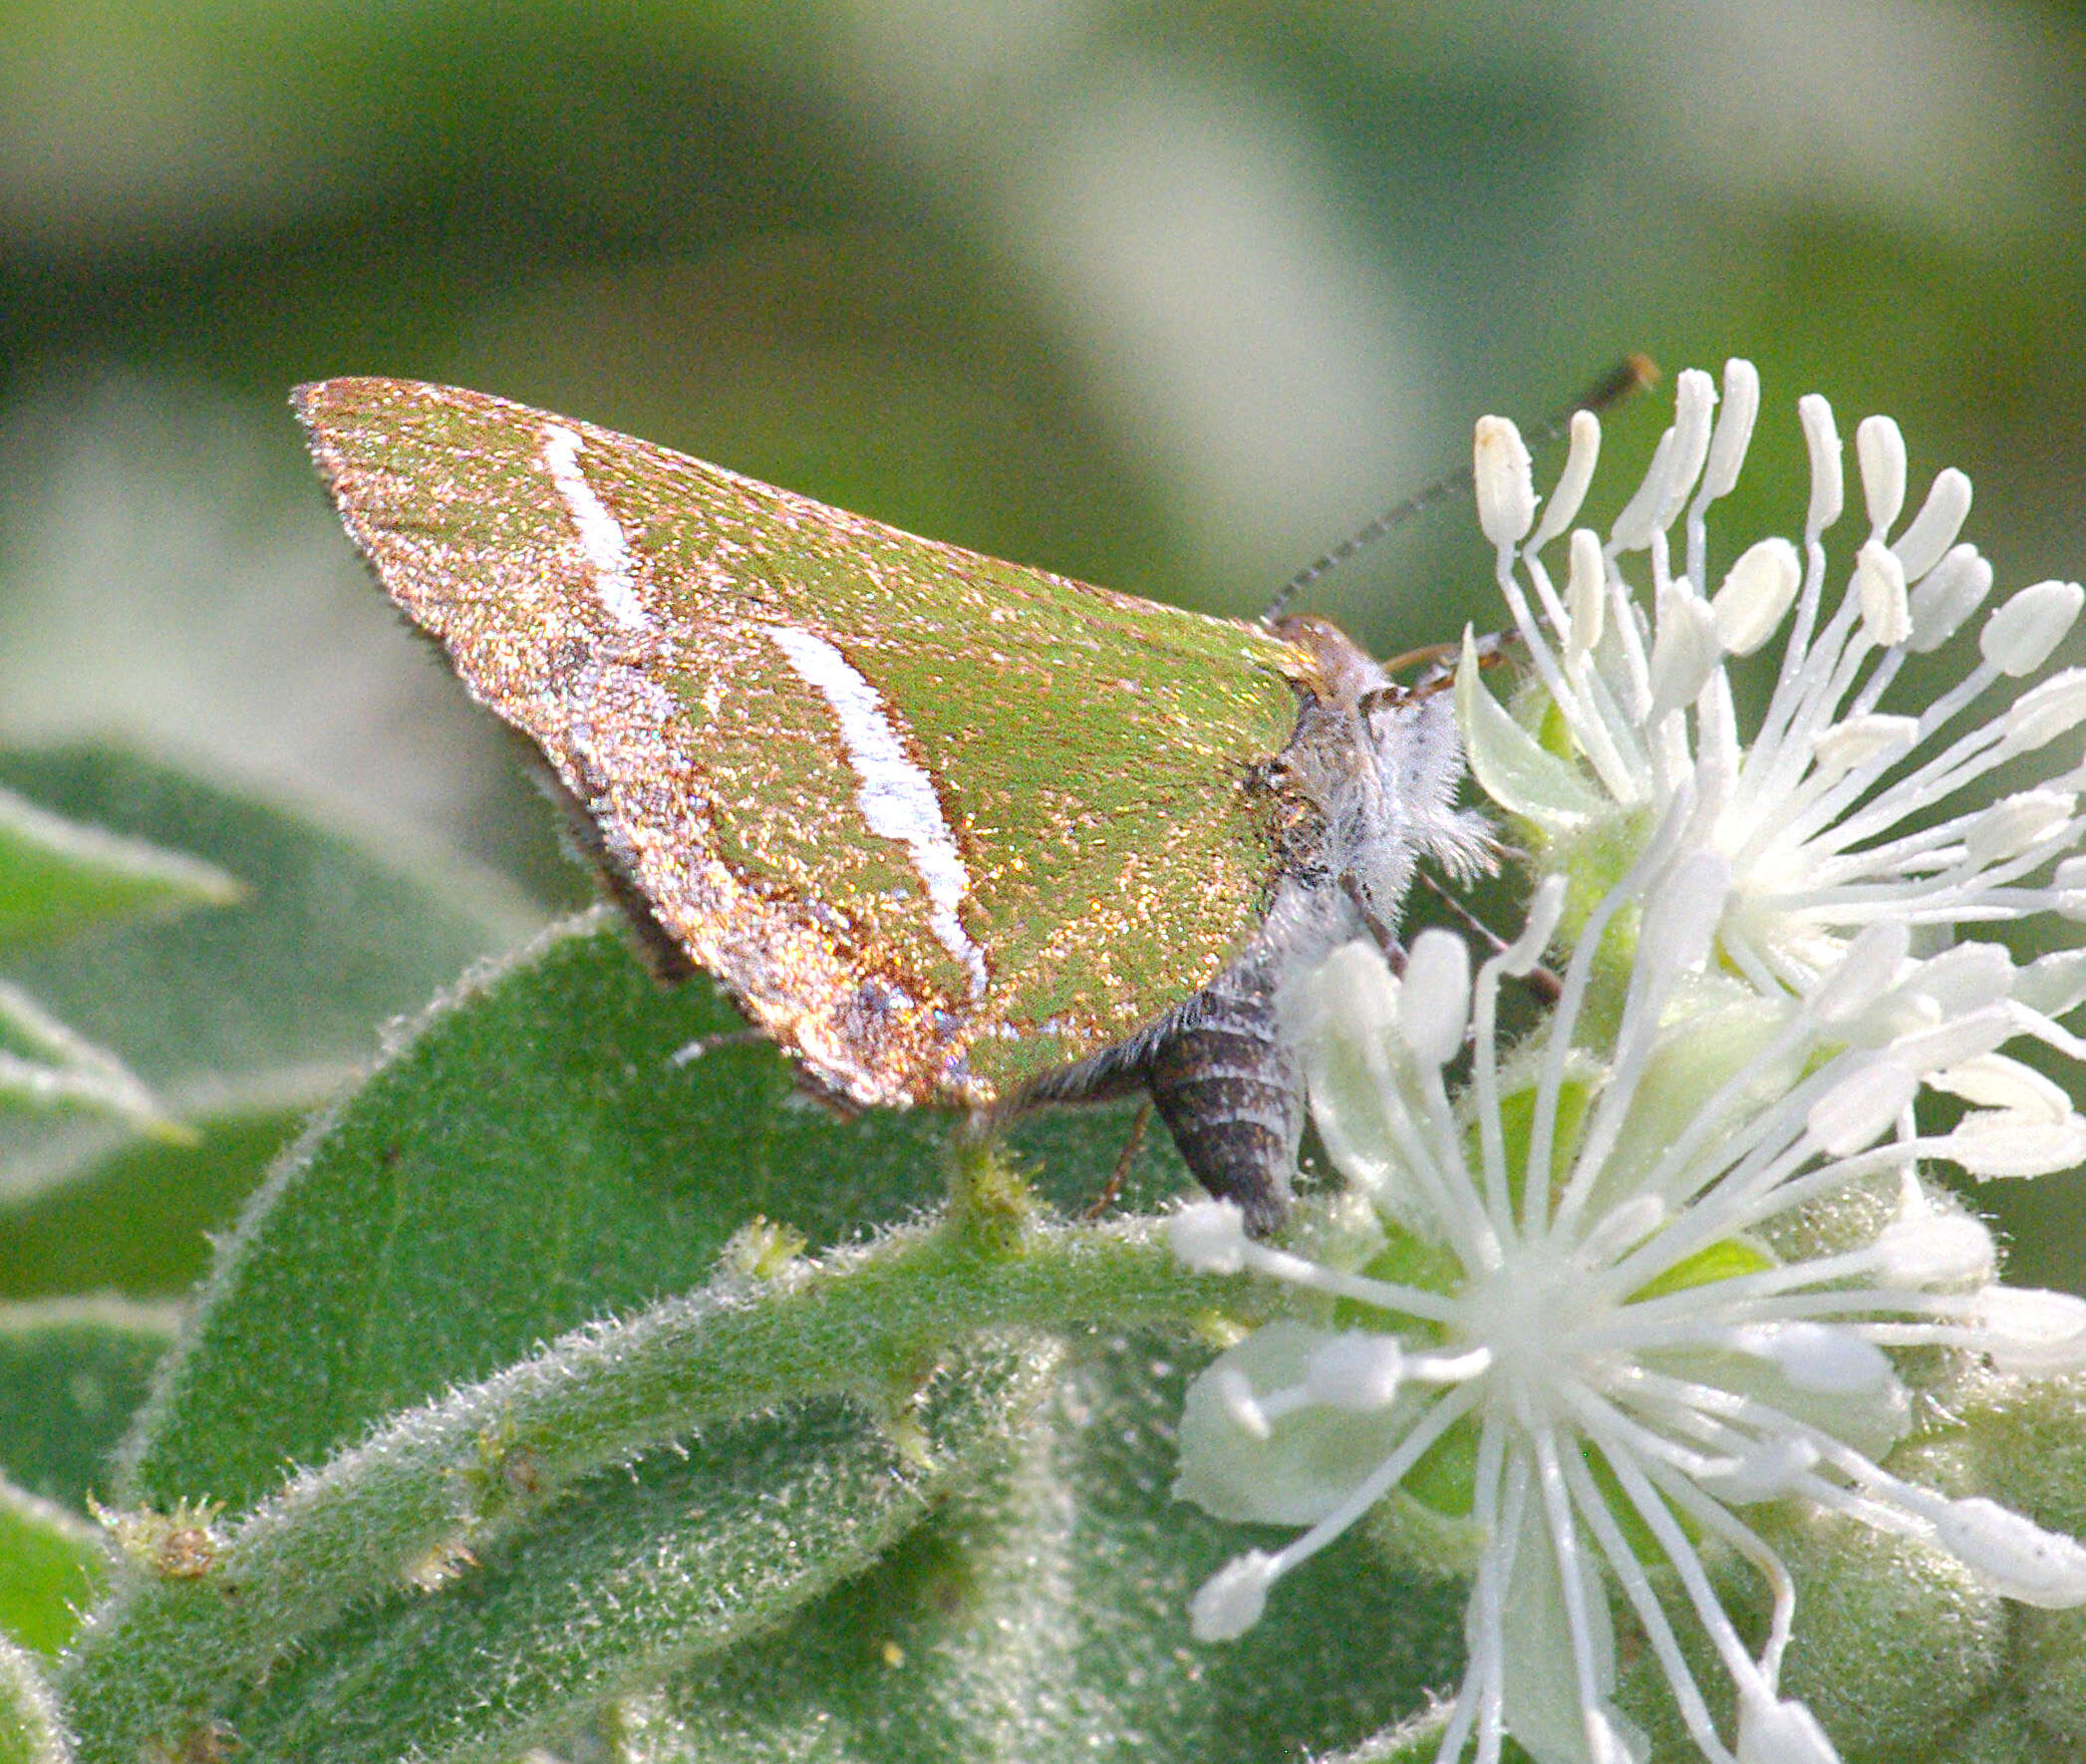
left=3, top=0, right=2085, bottom=1274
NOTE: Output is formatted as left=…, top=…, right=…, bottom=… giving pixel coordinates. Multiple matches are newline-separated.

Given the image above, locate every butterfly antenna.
left=1258, top=353, right=1659, bottom=630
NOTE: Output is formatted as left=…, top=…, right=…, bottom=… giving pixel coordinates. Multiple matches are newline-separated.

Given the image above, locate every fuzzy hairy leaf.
left=117, top=916, right=1183, bottom=1512
left=0, top=743, right=539, bottom=1307
left=217, top=1344, right=1060, bottom=1764
left=618, top=1339, right=1465, bottom=1764
left=0, top=742, right=535, bottom=1119
left=61, top=911, right=1226, bottom=1763
left=0, top=1634, right=70, bottom=1764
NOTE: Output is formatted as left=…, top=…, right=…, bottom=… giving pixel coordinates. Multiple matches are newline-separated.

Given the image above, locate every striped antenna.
left=1259, top=354, right=1657, bottom=629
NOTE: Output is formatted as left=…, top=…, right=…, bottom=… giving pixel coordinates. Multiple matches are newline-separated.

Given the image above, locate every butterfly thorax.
left=1032, top=615, right=1487, bottom=1230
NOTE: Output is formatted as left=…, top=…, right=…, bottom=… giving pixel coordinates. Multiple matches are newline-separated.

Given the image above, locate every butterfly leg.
left=1080, top=1099, right=1151, bottom=1221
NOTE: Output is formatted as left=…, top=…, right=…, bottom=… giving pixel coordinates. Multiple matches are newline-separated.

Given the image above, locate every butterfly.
left=297, top=379, right=1488, bottom=1229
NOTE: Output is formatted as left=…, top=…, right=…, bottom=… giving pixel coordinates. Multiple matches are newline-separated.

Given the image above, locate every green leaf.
left=0, top=784, right=242, bottom=960
left=61, top=911, right=1229, bottom=1761
left=118, top=916, right=1180, bottom=1513
left=618, top=1340, right=1466, bottom=1764
left=0, top=1299, right=173, bottom=1512
left=61, top=1211, right=1224, bottom=1760
left=0, top=1072, right=338, bottom=1301
left=0, top=982, right=165, bottom=1133
left=218, top=1344, right=1060, bottom=1764
left=0, top=743, right=542, bottom=1297
left=0, top=1478, right=105, bottom=1656
left=117, top=916, right=933, bottom=1510
left=0, top=742, right=538, bottom=1104
left=0, top=1633, right=72, bottom=1764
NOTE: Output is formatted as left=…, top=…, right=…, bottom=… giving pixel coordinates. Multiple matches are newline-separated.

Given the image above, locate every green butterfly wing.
left=296, top=380, right=1307, bottom=1107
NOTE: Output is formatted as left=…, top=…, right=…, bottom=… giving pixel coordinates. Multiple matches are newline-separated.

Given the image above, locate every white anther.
left=1475, top=417, right=1538, bottom=549
left=1711, top=537, right=1801, bottom=656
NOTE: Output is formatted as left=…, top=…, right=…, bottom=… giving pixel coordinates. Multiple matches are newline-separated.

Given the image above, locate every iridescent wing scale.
left=295, top=379, right=1312, bottom=1109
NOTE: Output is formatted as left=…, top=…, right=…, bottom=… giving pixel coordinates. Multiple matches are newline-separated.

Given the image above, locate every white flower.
left=1170, top=859, right=2086, bottom=1764
left=1459, top=362, right=2086, bottom=1126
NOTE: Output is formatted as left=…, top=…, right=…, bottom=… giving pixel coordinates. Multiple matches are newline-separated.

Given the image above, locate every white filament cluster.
left=1461, top=361, right=2086, bottom=1133
left=1170, top=366, right=2086, bottom=1764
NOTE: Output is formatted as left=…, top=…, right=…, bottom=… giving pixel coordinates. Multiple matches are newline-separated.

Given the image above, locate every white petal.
left=1170, top=1200, right=1249, bottom=1273
left=1589, top=1707, right=1650, bottom=1764
left=1907, top=544, right=1994, bottom=653
left=1476, top=416, right=1538, bottom=548
left=1855, top=539, right=1912, bottom=647
left=1807, top=1057, right=1917, bottom=1155
left=1176, top=1323, right=1412, bottom=1526
left=1401, top=929, right=1472, bottom=1066
left=1856, top=415, right=1908, bottom=535
left=1800, top=394, right=1844, bottom=536
left=1532, top=411, right=1603, bottom=550
left=1456, top=631, right=1609, bottom=826
left=1981, top=581, right=2085, bottom=677
left=1502, top=1499, right=1620, bottom=1764
left=1892, top=467, right=1973, bottom=583
left=1698, top=358, right=1761, bottom=503
left=1933, top=1497, right=2086, bottom=1608
left=1190, top=1551, right=1277, bottom=1639
left=1711, top=537, right=1801, bottom=656
left=1305, top=1330, right=1408, bottom=1409
left=1214, top=1363, right=1272, bottom=1439
left=2000, top=669, right=2086, bottom=754
left=1977, top=1287, right=2086, bottom=1375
